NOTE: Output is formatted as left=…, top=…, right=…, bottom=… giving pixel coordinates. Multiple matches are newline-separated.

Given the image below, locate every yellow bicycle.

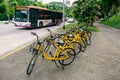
left=26, top=32, right=76, bottom=75
left=67, top=27, right=87, bottom=52
left=80, top=27, right=92, bottom=45
left=46, top=28, right=82, bottom=54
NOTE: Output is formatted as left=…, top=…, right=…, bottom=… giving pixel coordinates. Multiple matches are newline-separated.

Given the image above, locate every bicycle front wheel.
left=80, top=37, right=87, bottom=52
left=58, top=48, right=75, bottom=66
left=86, top=31, right=92, bottom=45
left=87, top=30, right=92, bottom=38
left=26, top=52, right=39, bottom=75
left=85, top=34, right=91, bottom=45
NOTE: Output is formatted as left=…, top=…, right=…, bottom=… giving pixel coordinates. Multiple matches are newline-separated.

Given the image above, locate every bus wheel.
left=39, top=22, right=43, bottom=28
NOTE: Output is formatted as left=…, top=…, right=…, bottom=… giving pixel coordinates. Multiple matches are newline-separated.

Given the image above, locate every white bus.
left=14, top=6, right=63, bottom=28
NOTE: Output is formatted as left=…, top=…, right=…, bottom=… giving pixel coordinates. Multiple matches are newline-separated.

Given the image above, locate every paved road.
left=0, top=23, right=120, bottom=80
left=94, top=23, right=120, bottom=49
left=0, top=23, right=63, bottom=56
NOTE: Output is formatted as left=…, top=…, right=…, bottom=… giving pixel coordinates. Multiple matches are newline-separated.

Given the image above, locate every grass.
left=59, top=22, right=99, bottom=32
left=87, top=26, right=99, bottom=32
left=101, top=12, right=120, bottom=29
left=59, top=23, right=77, bottom=30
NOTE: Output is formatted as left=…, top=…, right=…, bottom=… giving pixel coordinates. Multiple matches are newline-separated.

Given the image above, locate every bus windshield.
left=14, top=10, right=28, bottom=22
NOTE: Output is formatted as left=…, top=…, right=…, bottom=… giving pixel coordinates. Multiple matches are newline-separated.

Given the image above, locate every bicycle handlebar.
left=31, top=32, right=39, bottom=43
left=46, top=28, right=53, bottom=38
left=31, top=32, right=37, bottom=36
left=31, top=31, right=53, bottom=45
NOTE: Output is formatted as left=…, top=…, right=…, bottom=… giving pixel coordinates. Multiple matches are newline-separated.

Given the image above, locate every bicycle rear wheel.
left=72, top=42, right=81, bottom=54
left=82, top=32, right=91, bottom=45
left=58, top=48, right=75, bottom=66
left=81, top=32, right=87, bottom=49
left=85, top=33, right=91, bottom=45
left=86, top=37, right=91, bottom=45
left=86, top=31, right=92, bottom=45
left=80, top=36, right=87, bottom=52
left=26, top=51, right=39, bottom=75
left=87, top=30, right=92, bottom=38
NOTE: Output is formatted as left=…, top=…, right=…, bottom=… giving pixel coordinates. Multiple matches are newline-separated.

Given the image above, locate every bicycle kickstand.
left=62, top=66, right=64, bottom=70
left=61, top=61, right=65, bottom=70
left=49, top=52, right=59, bottom=68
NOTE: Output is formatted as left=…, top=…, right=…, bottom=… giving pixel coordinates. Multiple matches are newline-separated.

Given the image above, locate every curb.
left=0, top=29, right=66, bottom=60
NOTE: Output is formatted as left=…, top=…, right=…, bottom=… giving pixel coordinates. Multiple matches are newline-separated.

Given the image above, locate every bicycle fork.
left=49, top=52, right=59, bottom=68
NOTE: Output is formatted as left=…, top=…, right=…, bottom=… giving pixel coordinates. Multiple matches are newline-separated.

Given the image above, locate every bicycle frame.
left=38, top=44, right=69, bottom=60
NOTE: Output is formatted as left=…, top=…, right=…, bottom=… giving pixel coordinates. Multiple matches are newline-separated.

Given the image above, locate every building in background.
left=38, top=0, right=75, bottom=7
left=65, top=0, right=71, bottom=7
left=38, top=0, right=43, bottom=3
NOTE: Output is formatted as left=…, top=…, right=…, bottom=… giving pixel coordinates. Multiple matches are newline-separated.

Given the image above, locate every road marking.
left=0, top=34, right=47, bottom=60
left=0, top=42, right=32, bottom=60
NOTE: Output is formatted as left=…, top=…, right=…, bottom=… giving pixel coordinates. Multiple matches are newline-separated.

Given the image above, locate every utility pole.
left=7, top=0, right=10, bottom=22
left=29, top=0, right=33, bottom=5
left=63, top=0, right=65, bottom=29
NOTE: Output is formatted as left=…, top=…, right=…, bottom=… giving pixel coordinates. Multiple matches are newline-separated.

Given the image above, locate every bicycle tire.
left=80, top=37, right=87, bottom=52
left=86, top=31, right=92, bottom=45
left=26, top=52, right=39, bottom=75
left=58, top=48, right=75, bottom=66
left=81, top=32, right=87, bottom=49
left=29, top=42, right=37, bottom=53
left=87, top=30, right=92, bottom=38
left=82, top=31, right=91, bottom=45
left=71, top=42, right=81, bottom=54
left=85, top=33, right=91, bottom=45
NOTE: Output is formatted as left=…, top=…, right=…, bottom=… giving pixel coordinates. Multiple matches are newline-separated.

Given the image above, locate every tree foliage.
left=46, top=2, right=73, bottom=18
left=0, top=0, right=8, bottom=20
left=73, top=0, right=101, bottom=27
left=100, top=0, right=120, bottom=18
left=16, top=0, right=29, bottom=6
left=0, top=0, right=43, bottom=20
left=1, top=0, right=120, bottom=21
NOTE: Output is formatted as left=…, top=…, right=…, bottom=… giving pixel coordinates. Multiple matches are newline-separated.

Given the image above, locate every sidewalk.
left=0, top=23, right=65, bottom=57
left=1, top=23, right=120, bottom=80
left=0, top=32, right=37, bottom=56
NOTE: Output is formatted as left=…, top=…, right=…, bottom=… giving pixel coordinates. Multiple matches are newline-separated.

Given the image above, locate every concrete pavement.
left=0, top=23, right=64, bottom=58
left=0, top=22, right=120, bottom=80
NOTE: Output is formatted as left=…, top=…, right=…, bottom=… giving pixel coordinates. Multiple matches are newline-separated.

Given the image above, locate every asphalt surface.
left=0, top=23, right=120, bottom=80
left=0, top=23, right=63, bottom=56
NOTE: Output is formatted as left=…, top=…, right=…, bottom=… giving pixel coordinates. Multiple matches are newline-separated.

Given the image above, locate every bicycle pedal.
left=49, top=51, right=53, bottom=57
left=52, top=60, right=59, bottom=68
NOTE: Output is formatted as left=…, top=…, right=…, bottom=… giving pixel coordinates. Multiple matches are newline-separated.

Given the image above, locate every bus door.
left=29, top=9, right=38, bottom=27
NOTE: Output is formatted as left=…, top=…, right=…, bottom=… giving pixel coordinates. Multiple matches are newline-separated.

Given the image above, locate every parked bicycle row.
left=26, top=26, right=92, bottom=75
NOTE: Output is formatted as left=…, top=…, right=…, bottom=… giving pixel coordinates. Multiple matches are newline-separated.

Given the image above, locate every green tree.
left=100, top=0, right=120, bottom=18
left=65, top=7, right=73, bottom=17
left=45, top=2, right=66, bottom=12
left=46, top=2, right=60, bottom=11
left=73, top=0, right=101, bottom=27
left=16, top=0, right=29, bottom=6
left=0, top=0, right=6, bottom=13
left=4, top=0, right=19, bottom=20
left=31, top=1, right=43, bottom=6
left=0, top=0, right=7, bottom=20
left=110, top=0, right=120, bottom=16
left=101, top=0, right=112, bottom=18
